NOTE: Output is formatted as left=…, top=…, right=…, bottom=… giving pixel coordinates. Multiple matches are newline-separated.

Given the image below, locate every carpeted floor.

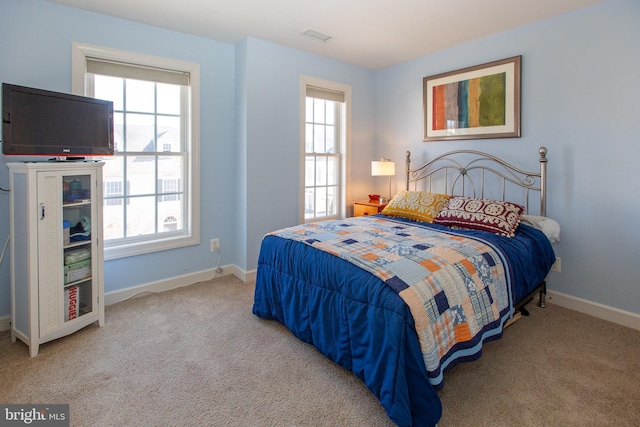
left=1, top=275, right=638, bottom=426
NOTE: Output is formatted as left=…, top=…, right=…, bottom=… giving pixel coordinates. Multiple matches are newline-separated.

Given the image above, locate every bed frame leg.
left=538, top=280, right=547, bottom=308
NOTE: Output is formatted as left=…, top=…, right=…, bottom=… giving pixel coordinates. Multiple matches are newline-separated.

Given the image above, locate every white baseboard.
left=104, top=263, right=252, bottom=306
left=0, top=264, right=254, bottom=332
left=4, top=277, right=636, bottom=334
left=548, top=290, right=640, bottom=331
left=0, top=315, right=9, bottom=332
left=234, top=267, right=256, bottom=283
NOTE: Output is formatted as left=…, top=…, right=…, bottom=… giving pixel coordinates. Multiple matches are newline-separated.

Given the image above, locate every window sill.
left=104, top=234, right=199, bottom=261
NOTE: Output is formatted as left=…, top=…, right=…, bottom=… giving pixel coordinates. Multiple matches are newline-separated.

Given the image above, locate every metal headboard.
left=405, top=146, right=548, bottom=217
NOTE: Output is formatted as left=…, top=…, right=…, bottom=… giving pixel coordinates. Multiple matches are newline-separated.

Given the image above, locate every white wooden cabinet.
left=9, top=161, right=104, bottom=357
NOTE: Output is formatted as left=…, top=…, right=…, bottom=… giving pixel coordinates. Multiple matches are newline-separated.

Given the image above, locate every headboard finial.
left=539, top=146, right=548, bottom=162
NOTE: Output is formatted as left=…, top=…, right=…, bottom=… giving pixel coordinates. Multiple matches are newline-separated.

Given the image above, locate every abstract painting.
left=423, top=56, right=521, bottom=141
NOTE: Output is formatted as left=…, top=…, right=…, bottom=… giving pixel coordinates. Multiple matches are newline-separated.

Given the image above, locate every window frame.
left=72, top=42, right=201, bottom=260
left=304, top=98, right=342, bottom=221
left=299, top=76, right=352, bottom=223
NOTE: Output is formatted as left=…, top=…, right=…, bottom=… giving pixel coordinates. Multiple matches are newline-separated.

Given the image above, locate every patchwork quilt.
left=268, top=215, right=514, bottom=385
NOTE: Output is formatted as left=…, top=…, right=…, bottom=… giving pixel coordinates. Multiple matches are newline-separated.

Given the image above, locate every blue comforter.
left=253, top=216, right=555, bottom=427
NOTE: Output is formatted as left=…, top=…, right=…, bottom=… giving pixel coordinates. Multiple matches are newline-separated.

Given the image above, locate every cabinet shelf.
left=64, top=276, right=92, bottom=288
left=63, top=200, right=91, bottom=207
left=64, top=240, right=92, bottom=249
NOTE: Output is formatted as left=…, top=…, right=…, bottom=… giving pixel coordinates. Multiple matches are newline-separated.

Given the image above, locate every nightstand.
left=353, top=199, right=388, bottom=217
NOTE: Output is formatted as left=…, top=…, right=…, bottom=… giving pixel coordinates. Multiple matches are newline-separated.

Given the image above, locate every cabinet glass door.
left=62, top=174, right=95, bottom=323
left=36, top=169, right=98, bottom=335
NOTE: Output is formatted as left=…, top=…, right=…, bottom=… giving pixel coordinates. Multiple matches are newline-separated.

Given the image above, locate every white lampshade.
left=371, top=159, right=396, bottom=176
left=371, top=158, right=396, bottom=202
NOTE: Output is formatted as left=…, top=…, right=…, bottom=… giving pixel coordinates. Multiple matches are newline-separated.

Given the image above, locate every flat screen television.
left=1, top=83, right=114, bottom=157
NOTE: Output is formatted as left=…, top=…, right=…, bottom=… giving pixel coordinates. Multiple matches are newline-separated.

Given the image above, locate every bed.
left=253, top=147, right=556, bottom=427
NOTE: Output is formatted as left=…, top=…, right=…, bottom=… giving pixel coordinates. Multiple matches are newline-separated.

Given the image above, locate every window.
left=163, top=216, right=178, bottom=232
left=301, top=78, right=350, bottom=222
left=72, top=43, right=200, bottom=260
left=104, top=180, right=125, bottom=206
left=159, top=178, right=181, bottom=202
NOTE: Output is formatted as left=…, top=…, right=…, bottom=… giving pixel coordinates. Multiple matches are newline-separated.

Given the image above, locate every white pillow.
left=521, top=215, right=561, bottom=243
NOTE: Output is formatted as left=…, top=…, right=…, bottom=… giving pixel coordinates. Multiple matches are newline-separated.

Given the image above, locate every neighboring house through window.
left=72, top=43, right=201, bottom=259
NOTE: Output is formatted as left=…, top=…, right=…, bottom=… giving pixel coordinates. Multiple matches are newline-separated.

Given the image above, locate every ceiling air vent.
left=300, top=29, right=334, bottom=43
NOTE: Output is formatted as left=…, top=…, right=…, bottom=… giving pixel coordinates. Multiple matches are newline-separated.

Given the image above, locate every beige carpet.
left=1, top=275, right=638, bottom=426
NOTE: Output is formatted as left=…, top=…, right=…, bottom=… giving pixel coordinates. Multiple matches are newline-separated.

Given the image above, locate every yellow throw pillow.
left=381, top=191, right=451, bottom=223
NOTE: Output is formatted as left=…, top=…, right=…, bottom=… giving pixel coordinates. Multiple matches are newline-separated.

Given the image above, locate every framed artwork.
left=423, top=55, right=521, bottom=141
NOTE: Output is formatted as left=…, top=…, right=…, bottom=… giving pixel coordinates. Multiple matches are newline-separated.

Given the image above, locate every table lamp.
left=371, top=158, right=396, bottom=203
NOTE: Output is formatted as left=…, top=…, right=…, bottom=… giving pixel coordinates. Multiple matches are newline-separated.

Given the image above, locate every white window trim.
left=299, top=75, right=352, bottom=223
left=71, top=42, right=201, bottom=260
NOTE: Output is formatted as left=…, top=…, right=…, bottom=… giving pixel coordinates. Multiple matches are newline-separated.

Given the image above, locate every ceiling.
left=45, top=0, right=603, bottom=70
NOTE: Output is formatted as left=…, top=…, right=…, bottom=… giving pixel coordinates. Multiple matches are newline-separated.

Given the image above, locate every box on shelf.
left=64, top=259, right=91, bottom=284
left=63, top=220, right=71, bottom=246
left=64, top=247, right=91, bottom=265
left=64, top=285, right=79, bottom=321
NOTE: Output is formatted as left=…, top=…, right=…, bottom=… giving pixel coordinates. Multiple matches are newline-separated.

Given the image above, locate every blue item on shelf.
left=70, top=216, right=91, bottom=242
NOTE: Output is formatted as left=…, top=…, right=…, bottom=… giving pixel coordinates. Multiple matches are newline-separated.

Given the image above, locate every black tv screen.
left=1, top=83, right=114, bottom=157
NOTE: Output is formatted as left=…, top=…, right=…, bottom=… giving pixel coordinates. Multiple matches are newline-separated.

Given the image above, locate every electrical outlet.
left=210, top=238, right=220, bottom=252
left=551, top=257, right=561, bottom=273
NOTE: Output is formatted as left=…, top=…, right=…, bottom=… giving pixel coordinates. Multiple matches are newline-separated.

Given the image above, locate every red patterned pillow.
left=433, top=196, right=524, bottom=237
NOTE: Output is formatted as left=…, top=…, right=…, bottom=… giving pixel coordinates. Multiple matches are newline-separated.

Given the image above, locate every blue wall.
left=375, top=0, right=640, bottom=315
left=0, top=0, right=375, bottom=318
left=239, top=37, right=375, bottom=269
left=0, top=0, right=237, bottom=315
left=1, top=0, right=638, bottom=320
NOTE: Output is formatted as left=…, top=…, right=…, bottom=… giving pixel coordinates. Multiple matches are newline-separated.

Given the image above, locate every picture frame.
left=423, top=55, right=521, bottom=141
